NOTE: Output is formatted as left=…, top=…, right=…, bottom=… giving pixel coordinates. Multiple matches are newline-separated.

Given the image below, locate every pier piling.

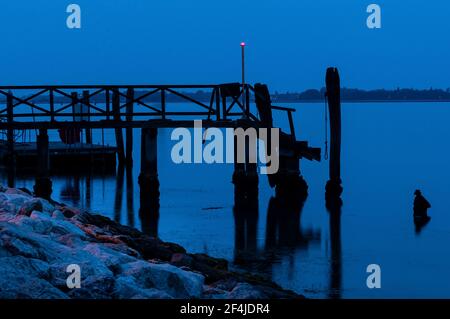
left=325, top=67, right=343, bottom=202
left=113, top=89, right=126, bottom=165
left=6, top=92, right=15, bottom=172
left=33, top=129, right=52, bottom=200
left=82, top=90, right=92, bottom=144
left=232, top=133, right=259, bottom=197
left=138, top=128, right=160, bottom=209
left=126, top=88, right=134, bottom=167
left=71, top=92, right=78, bottom=121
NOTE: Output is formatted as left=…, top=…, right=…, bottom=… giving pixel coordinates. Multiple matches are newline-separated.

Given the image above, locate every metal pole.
left=241, top=42, right=246, bottom=110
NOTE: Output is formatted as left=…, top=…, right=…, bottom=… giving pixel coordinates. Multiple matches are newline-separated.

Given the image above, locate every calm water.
left=3, top=102, right=450, bottom=298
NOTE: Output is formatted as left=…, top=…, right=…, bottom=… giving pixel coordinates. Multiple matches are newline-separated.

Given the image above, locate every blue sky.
left=0, top=0, right=448, bottom=91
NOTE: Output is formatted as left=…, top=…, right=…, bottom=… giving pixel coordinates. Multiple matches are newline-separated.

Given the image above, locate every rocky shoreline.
left=0, top=186, right=301, bottom=299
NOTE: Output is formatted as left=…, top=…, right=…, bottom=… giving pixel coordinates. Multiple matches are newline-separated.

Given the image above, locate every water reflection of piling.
left=232, top=132, right=259, bottom=263
left=265, top=191, right=321, bottom=270
left=126, top=166, right=135, bottom=227
left=114, top=165, right=125, bottom=223
left=139, top=200, right=160, bottom=238
left=6, top=164, right=15, bottom=188
left=326, top=197, right=342, bottom=299
left=60, top=176, right=81, bottom=206
left=233, top=179, right=258, bottom=264
left=264, top=193, right=322, bottom=283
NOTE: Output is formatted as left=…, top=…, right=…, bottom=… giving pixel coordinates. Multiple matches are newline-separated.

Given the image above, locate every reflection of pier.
left=326, top=199, right=342, bottom=299
left=232, top=178, right=321, bottom=278
left=265, top=195, right=320, bottom=250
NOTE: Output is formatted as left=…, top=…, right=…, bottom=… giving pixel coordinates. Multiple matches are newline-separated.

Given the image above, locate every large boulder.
left=0, top=256, right=66, bottom=299
left=113, top=276, right=172, bottom=299
left=119, top=260, right=204, bottom=298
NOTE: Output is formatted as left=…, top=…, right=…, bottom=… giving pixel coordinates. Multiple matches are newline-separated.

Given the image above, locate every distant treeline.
left=272, top=88, right=450, bottom=102
left=6, top=87, right=450, bottom=104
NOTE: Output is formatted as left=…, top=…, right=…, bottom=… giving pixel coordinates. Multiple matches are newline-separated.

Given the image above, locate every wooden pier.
left=0, top=81, right=328, bottom=203
left=0, top=141, right=116, bottom=171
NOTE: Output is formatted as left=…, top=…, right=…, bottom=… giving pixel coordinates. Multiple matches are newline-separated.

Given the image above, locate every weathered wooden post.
left=325, top=67, right=343, bottom=202
left=6, top=91, right=16, bottom=188
left=71, top=92, right=78, bottom=122
left=125, top=88, right=134, bottom=166
left=6, top=91, right=15, bottom=167
left=160, top=89, right=166, bottom=120
left=33, top=129, right=52, bottom=200
left=138, top=127, right=160, bottom=210
left=232, top=130, right=259, bottom=197
left=112, top=89, right=125, bottom=165
left=82, top=90, right=92, bottom=144
left=49, top=88, right=55, bottom=123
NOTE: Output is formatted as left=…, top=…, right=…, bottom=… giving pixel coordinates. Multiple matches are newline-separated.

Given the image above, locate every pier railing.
left=0, top=83, right=287, bottom=129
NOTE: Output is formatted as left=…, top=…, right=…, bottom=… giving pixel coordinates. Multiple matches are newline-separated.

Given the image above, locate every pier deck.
left=0, top=140, right=117, bottom=171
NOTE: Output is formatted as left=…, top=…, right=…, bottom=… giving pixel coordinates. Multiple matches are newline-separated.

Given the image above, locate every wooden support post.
left=82, top=90, right=92, bottom=144
left=232, top=131, right=258, bottom=197
left=6, top=91, right=14, bottom=166
left=287, top=111, right=296, bottom=141
left=138, top=128, right=160, bottom=208
left=33, top=129, right=52, bottom=200
left=126, top=88, right=134, bottom=166
left=113, top=89, right=125, bottom=165
left=49, top=89, right=55, bottom=122
left=325, top=67, right=343, bottom=201
left=160, top=89, right=166, bottom=120
left=6, top=91, right=15, bottom=188
left=137, top=128, right=160, bottom=235
left=221, top=86, right=227, bottom=120
left=105, top=89, right=111, bottom=120
left=71, top=92, right=78, bottom=121
left=215, top=88, right=221, bottom=121
left=245, top=134, right=258, bottom=181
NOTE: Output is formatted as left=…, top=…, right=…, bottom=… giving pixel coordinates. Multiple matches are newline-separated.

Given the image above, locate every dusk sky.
left=0, top=0, right=448, bottom=91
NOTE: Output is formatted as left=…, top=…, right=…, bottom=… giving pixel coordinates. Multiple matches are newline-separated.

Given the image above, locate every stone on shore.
left=0, top=186, right=300, bottom=299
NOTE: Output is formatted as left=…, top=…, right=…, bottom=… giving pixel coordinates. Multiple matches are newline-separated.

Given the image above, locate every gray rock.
left=52, top=210, right=65, bottom=220
left=0, top=232, right=41, bottom=259
left=119, top=260, right=204, bottom=298
left=82, top=243, right=137, bottom=270
left=113, top=276, right=173, bottom=299
left=18, top=199, right=43, bottom=217
left=0, top=256, right=66, bottom=299
left=226, top=283, right=268, bottom=299
left=68, top=275, right=115, bottom=299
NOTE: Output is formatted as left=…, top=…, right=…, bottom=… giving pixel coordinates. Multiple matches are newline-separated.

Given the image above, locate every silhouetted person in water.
left=413, top=190, right=431, bottom=219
